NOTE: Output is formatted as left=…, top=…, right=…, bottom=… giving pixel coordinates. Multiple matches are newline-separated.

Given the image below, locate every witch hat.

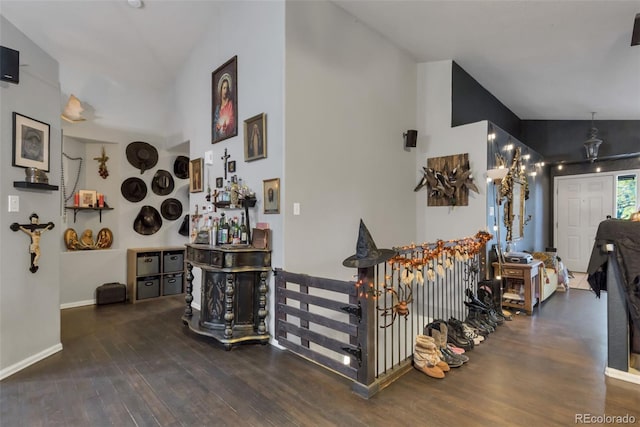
left=342, top=219, right=396, bottom=268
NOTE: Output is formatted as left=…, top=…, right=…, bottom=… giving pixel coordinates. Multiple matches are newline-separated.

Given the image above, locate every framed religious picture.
left=228, top=160, right=236, bottom=173
left=244, top=113, right=267, bottom=162
left=12, top=112, right=51, bottom=171
left=263, top=178, right=280, bottom=214
left=216, top=177, right=224, bottom=189
left=79, top=190, right=97, bottom=208
left=189, top=158, right=204, bottom=193
left=212, top=56, right=238, bottom=144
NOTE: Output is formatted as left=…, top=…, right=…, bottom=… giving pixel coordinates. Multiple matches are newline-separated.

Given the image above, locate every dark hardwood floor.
left=2, top=289, right=639, bottom=426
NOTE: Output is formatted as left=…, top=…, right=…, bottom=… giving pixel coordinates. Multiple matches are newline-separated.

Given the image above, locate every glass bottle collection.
left=192, top=206, right=250, bottom=246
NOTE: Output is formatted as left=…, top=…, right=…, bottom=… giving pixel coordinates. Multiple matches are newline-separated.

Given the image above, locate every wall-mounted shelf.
left=13, top=181, right=59, bottom=191
left=65, top=206, right=114, bottom=223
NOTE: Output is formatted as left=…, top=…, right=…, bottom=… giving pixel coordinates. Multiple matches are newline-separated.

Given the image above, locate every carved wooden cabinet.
left=182, top=244, right=271, bottom=349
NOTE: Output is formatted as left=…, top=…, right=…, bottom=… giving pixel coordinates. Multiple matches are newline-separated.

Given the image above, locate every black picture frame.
left=228, top=160, right=236, bottom=173
left=216, top=177, right=223, bottom=188
left=212, top=56, right=238, bottom=144
left=12, top=112, right=51, bottom=171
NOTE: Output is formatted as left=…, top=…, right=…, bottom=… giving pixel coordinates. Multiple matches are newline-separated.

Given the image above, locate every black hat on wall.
left=151, top=170, right=175, bottom=196
left=121, top=177, right=147, bottom=203
left=161, top=198, right=183, bottom=221
left=174, top=156, right=189, bottom=179
left=126, top=141, right=158, bottom=174
left=133, top=205, right=162, bottom=235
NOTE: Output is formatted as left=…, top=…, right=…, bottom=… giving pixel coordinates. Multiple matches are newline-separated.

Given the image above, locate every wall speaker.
left=404, top=129, right=417, bottom=148
left=0, top=46, right=20, bottom=84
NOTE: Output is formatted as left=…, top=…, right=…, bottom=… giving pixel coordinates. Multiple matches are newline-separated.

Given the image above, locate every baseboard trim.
left=605, top=367, right=640, bottom=385
left=0, top=343, right=63, bottom=381
left=60, top=299, right=95, bottom=310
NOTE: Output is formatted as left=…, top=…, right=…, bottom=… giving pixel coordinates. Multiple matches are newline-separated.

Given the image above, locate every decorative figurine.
left=10, top=213, right=55, bottom=273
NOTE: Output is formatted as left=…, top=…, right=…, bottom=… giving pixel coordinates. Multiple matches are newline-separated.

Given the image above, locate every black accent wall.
left=521, top=120, right=640, bottom=163
left=451, top=61, right=521, bottom=137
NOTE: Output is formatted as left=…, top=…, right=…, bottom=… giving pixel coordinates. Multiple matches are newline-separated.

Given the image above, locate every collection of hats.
left=123, top=141, right=190, bottom=236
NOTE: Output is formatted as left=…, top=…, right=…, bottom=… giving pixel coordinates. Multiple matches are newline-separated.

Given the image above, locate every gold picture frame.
left=244, top=113, right=267, bottom=162
left=189, top=158, right=204, bottom=193
left=263, top=178, right=280, bottom=214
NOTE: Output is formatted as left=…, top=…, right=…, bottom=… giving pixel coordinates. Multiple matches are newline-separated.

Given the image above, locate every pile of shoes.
left=423, top=320, right=469, bottom=370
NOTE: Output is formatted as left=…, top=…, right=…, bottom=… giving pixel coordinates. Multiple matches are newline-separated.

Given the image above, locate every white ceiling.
left=2, top=0, right=639, bottom=120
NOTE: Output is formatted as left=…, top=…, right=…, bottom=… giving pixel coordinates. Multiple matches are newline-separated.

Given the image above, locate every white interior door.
left=555, top=174, right=614, bottom=273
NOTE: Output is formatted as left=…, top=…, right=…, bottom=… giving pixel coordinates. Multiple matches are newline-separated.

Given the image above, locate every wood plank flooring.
left=1, top=290, right=639, bottom=426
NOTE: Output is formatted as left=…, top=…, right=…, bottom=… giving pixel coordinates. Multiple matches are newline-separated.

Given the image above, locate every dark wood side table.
left=182, top=243, right=271, bottom=349
left=493, top=260, right=543, bottom=315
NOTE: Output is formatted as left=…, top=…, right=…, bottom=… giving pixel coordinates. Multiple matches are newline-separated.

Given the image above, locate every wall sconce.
left=403, top=129, right=417, bottom=148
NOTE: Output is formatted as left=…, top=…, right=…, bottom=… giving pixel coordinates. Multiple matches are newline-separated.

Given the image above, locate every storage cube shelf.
left=127, top=246, right=186, bottom=303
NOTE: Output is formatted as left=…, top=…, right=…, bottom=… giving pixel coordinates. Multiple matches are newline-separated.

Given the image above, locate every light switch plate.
left=8, top=195, right=19, bottom=212
left=293, top=202, right=300, bottom=215
left=204, top=150, right=214, bottom=165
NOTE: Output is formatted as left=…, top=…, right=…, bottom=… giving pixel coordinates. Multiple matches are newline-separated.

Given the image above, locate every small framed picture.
left=189, top=158, right=204, bottom=193
left=263, top=178, right=280, bottom=214
left=228, top=160, right=236, bottom=173
left=244, top=113, right=267, bottom=162
left=79, top=190, right=97, bottom=208
left=212, top=56, right=238, bottom=144
left=216, top=177, right=223, bottom=188
left=12, top=112, right=51, bottom=171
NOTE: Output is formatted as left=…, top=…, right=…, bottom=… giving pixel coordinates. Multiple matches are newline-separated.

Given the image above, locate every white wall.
left=285, top=0, right=418, bottom=282
left=169, top=1, right=285, bottom=330
left=416, top=61, right=488, bottom=243
left=0, top=16, right=62, bottom=378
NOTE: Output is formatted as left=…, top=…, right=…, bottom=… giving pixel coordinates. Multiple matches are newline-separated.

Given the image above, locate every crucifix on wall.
left=221, top=148, right=230, bottom=180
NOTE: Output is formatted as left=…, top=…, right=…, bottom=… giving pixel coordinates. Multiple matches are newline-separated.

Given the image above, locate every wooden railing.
left=275, top=232, right=490, bottom=398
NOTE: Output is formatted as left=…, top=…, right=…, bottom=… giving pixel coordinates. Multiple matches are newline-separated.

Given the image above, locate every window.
left=616, top=174, right=637, bottom=219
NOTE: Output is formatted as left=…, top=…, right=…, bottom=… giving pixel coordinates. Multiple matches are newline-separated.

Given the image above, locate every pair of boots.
left=413, top=335, right=450, bottom=379
left=425, top=321, right=469, bottom=367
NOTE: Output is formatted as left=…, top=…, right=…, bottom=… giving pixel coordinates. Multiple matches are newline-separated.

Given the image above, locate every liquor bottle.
left=212, top=218, right=219, bottom=246
left=240, top=212, right=247, bottom=244
left=218, top=212, right=226, bottom=244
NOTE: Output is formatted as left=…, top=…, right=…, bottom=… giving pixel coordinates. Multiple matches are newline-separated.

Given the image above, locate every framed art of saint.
left=263, top=178, right=280, bottom=214
left=244, top=113, right=267, bottom=162
left=212, top=56, right=238, bottom=144
left=12, top=112, right=50, bottom=171
left=189, top=158, right=204, bottom=193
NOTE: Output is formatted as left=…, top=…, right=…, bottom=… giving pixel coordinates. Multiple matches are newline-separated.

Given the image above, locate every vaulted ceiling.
left=2, top=0, right=639, bottom=120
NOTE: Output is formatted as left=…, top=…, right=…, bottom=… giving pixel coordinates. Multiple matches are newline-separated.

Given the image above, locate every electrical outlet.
left=8, top=195, right=19, bottom=212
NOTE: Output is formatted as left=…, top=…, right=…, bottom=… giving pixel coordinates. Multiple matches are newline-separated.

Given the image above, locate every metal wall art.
left=415, top=153, right=479, bottom=206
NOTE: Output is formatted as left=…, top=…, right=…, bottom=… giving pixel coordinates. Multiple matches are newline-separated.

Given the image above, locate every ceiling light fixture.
left=584, top=112, right=603, bottom=162
left=632, top=13, right=640, bottom=46
left=61, top=94, right=86, bottom=123
left=127, top=0, right=144, bottom=9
